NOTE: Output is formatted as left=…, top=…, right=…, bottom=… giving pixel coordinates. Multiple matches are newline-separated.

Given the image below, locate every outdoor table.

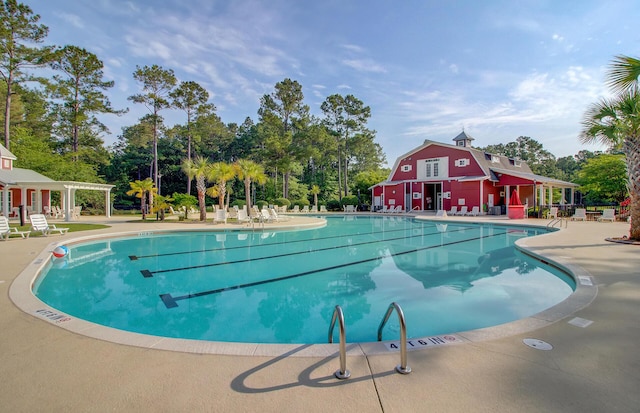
left=586, top=211, right=602, bottom=221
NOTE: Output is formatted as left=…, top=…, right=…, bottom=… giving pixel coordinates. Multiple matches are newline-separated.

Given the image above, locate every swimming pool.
left=33, top=216, right=575, bottom=344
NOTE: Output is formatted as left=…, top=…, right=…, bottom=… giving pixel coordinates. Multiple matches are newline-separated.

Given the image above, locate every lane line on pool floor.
left=142, top=225, right=496, bottom=278
left=158, top=231, right=507, bottom=308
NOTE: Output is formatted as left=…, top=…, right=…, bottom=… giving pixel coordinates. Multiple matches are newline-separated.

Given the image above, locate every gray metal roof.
left=0, top=167, right=55, bottom=186
left=0, top=143, right=17, bottom=160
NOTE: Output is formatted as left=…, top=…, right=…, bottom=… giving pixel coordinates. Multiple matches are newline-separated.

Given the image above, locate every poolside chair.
left=380, top=205, right=389, bottom=213
left=435, top=210, right=448, bottom=218
left=0, top=216, right=30, bottom=240
left=547, top=207, right=558, bottom=219
left=320, top=205, right=328, bottom=213
left=29, top=214, right=69, bottom=236
left=448, top=206, right=458, bottom=215
left=301, top=205, right=310, bottom=213
left=213, top=209, right=227, bottom=224
left=310, top=205, right=318, bottom=213
left=291, top=205, right=300, bottom=213
left=571, top=208, right=587, bottom=221
left=260, top=208, right=272, bottom=222
left=269, top=208, right=289, bottom=222
left=236, top=208, right=253, bottom=225
left=598, top=209, right=616, bottom=222
left=466, top=206, right=480, bottom=216
left=456, top=206, right=468, bottom=216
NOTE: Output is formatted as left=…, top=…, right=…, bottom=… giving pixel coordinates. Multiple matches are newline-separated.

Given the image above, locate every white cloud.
left=342, top=59, right=387, bottom=73
left=54, top=12, right=84, bottom=29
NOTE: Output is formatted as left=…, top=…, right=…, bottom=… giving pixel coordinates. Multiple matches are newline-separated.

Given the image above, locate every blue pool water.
left=33, top=216, right=575, bottom=344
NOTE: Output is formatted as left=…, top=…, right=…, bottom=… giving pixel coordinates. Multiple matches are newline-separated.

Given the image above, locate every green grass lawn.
left=11, top=223, right=110, bottom=235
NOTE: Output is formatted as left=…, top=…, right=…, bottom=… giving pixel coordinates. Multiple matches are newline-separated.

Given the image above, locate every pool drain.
left=523, top=338, right=553, bottom=350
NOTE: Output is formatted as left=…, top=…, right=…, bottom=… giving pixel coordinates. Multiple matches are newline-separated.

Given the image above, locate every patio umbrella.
left=509, top=189, right=522, bottom=206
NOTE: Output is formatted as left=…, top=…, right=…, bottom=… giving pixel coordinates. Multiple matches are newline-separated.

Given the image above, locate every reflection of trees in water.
left=255, top=260, right=379, bottom=343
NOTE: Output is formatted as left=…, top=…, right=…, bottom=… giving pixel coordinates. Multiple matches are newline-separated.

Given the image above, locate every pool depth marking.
left=142, top=225, right=484, bottom=277
left=129, top=223, right=434, bottom=261
left=158, top=231, right=507, bottom=308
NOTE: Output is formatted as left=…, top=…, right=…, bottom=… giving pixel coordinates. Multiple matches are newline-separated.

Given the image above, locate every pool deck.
left=1, top=213, right=639, bottom=412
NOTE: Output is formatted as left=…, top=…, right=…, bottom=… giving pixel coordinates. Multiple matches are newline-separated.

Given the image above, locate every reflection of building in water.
left=387, top=240, right=528, bottom=293
left=58, top=241, right=114, bottom=269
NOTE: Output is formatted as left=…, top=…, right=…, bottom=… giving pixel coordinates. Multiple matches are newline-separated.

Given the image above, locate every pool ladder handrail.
left=547, top=216, right=567, bottom=228
left=328, top=305, right=351, bottom=379
left=377, top=302, right=412, bottom=374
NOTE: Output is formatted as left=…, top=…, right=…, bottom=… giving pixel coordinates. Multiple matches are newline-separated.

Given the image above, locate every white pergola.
left=0, top=168, right=114, bottom=222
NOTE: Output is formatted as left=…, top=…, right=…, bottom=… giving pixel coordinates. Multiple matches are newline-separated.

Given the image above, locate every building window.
left=401, top=164, right=412, bottom=172
left=455, top=158, right=470, bottom=167
left=419, top=157, right=449, bottom=179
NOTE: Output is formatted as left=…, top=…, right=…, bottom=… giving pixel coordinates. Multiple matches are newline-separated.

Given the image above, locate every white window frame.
left=401, top=164, right=412, bottom=172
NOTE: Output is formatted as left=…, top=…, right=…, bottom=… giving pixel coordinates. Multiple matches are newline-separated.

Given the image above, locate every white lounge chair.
left=380, top=205, right=389, bottom=213
left=456, top=206, right=468, bottom=216
left=571, top=208, right=587, bottom=221
left=269, top=208, right=289, bottom=222
left=310, top=205, right=318, bottom=213
left=260, top=208, right=272, bottom=222
left=0, top=216, right=30, bottom=240
left=435, top=210, right=448, bottom=218
left=213, top=209, right=227, bottom=224
left=29, top=214, right=69, bottom=236
left=547, top=207, right=558, bottom=219
left=448, top=206, right=458, bottom=215
left=320, top=205, right=328, bottom=213
left=466, top=206, right=480, bottom=216
left=236, top=208, right=252, bottom=225
left=291, top=205, right=300, bottom=213
left=598, top=209, right=616, bottom=222
left=301, top=205, right=310, bottom=213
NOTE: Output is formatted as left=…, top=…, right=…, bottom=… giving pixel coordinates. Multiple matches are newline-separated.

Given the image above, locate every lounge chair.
left=448, top=206, right=458, bottom=215
left=0, top=216, right=30, bottom=240
left=380, top=205, right=389, bottom=213
left=435, top=210, right=448, bottom=218
left=546, top=207, right=558, bottom=219
left=571, top=208, right=587, bottom=221
left=260, top=208, right=272, bottom=222
left=301, top=205, right=310, bottom=213
left=320, top=205, right=328, bottom=213
left=466, top=206, right=480, bottom=216
left=213, top=209, right=227, bottom=224
left=310, top=205, right=318, bottom=213
left=456, top=206, right=468, bottom=216
left=236, top=208, right=252, bottom=225
left=269, top=208, right=289, bottom=222
left=291, top=205, right=300, bottom=213
left=29, top=214, right=69, bottom=236
left=598, top=209, right=616, bottom=222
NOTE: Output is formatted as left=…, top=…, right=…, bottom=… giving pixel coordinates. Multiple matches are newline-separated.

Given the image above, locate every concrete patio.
left=0, top=214, right=638, bottom=412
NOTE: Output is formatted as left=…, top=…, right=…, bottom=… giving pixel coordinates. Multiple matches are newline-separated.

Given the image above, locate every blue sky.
left=31, top=0, right=640, bottom=166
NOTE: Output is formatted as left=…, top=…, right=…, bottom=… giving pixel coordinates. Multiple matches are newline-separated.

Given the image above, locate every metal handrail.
left=547, top=217, right=567, bottom=228
left=328, top=305, right=350, bottom=379
left=377, top=302, right=411, bottom=374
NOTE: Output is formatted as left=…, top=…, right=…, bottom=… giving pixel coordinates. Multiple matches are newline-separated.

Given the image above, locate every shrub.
left=256, top=200, right=269, bottom=209
left=273, top=198, right=291, bottom=207
left=292, top=198, right=310, bottom=208
left=326, top=199, right=341, bottom=211
left=230, top=199, right=246, bottom=208
left=341, top=195, right=359, bottom=206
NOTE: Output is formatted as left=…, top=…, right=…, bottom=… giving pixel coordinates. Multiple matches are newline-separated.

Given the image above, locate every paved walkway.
left=1, top=214, right=638, bottom=412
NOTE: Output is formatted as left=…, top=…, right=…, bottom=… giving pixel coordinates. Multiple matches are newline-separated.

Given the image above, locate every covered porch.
left=0, top=173, right=114, bottom=223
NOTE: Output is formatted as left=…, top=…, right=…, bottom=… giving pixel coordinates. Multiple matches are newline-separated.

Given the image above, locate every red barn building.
left=370, top=132, right=576, bottom=215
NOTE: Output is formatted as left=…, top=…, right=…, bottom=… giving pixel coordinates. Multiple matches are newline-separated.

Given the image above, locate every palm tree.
left=234, top=159, right=267, bottom=217
left=606, top=55, right=640, bottom=94
left=310, top=184, right=320, bottom=208
left=580, top=88, right=640, bottom=240
left=208, top=162, right=236, bottom=210
left=181, top=156, right=210, bottom=221
left=126, top=178, right=156, bottom=220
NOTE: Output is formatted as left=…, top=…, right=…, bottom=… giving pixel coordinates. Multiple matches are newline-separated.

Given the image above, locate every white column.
left=1, top=187, right=8, bottom=217
left=64, top=187, right=72, bottom=222
left=539, top=185, right=544, bottom=207
left=548, top=185, right=553, bottom=206
left=105, top=189, right=112, bottom=218
left=505, top=185, right=510, bottom=215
